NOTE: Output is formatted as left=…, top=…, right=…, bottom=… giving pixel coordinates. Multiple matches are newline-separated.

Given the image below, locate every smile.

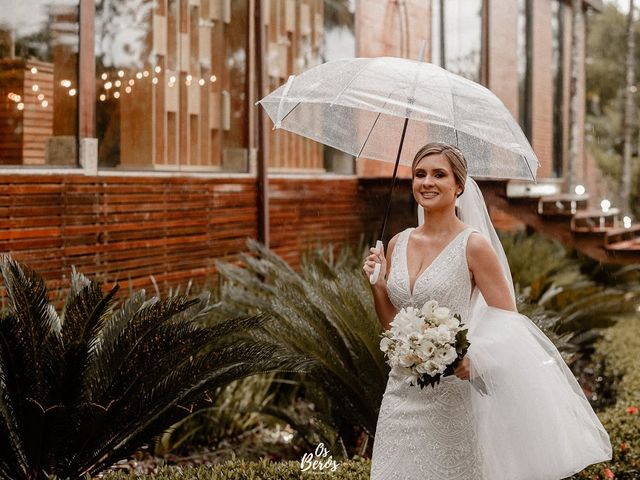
left=421, top=192, right=438, bottom=198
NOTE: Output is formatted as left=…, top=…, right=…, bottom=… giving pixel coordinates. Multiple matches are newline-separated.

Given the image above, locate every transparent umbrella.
left=258, top=56, right=539, bottom=282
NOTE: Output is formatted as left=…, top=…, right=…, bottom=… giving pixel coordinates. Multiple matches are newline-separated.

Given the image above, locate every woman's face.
left=412, top=153, right=461, bottom=211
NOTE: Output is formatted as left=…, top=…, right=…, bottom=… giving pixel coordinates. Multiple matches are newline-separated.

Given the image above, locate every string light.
left=101, top=73, right=107, bottom=80
left=118, top=70, right=125, bottom=77
left=623, top=216, right=632, bottom=228
left=128, top=79, right=135, bottom=86
left=152, top=77, right=158, bottom=84
left=99, top=94, right=106, bottom=101
left=113, top=91, right=120, bottom=99
left=115, top=80, right=121, bottom=87
left=60, top=79, right=71, bottom=88
left=601, top=199, right=611, bottom=213
left=574, top=185, right=585, bottom=195
left=169, top=75, right=176, bottom=83
left=69, top=88, right=76, bottom=96
left=30, top=67, right=38, bottom=74
left=143, top=70, right=149, bottom=77
left=125, top=86, right=132, bottom=93
left=32, top=84, right=39, bottom=92
left=17, top=103, right=24, bottom=110
left=198, top=78, right=205, bottom=86
left=41, top=100, right=48, bottom=108
left=37, top=93, right=44, bottom=100
left=154, top=66, right=162, bottom=73
left=210, top=75, right=217, bottom=82
left=104, top=81, right=113, bottom=90
left=136, top=72, right=143, bottom=79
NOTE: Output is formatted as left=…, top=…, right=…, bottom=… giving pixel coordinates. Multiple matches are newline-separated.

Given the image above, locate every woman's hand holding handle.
left=363, top=240, right=386, bottom=285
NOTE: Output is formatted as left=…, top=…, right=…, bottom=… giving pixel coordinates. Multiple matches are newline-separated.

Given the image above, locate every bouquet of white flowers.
left=380, top=299, right=484, bottom=393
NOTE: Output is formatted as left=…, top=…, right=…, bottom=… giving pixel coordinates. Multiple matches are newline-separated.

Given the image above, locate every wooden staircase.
left=477, top=180, right=640, bottom=265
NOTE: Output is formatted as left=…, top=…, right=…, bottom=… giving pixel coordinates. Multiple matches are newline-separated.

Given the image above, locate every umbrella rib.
left=357, top=111, right=383, bottom=159
left=277, top=100, right=302, bottom=126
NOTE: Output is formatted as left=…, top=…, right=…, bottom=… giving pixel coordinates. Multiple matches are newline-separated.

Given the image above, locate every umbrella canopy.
left=258, top=56, right=539, bottom=180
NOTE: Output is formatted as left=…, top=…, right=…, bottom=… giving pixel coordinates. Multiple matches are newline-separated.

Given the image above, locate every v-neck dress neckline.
left=405, top=227, right=470, bottom=298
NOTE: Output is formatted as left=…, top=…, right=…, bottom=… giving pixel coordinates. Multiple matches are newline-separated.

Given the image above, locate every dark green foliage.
left=500, top=230, right=640, bottom=363
left=0, top=257, right=314, bottom=479
left=215, top=240, right=387, bottom=457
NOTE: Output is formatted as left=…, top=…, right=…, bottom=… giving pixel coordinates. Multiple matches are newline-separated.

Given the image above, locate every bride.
left=362, top=142, right=612, bottom=480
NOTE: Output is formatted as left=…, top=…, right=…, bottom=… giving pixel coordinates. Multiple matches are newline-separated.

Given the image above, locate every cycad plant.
left=215, top=240, right=388, bottom=457
left=0, top=257, right=312, bottom=479
left=501, top=230, right=640, bottom=359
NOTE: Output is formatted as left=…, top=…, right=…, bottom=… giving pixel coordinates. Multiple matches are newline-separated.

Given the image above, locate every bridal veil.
left=418, top=177, right=612, bottom=479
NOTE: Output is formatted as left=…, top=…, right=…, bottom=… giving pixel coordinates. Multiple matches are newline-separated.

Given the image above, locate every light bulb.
left=574, top=185, right=585, bottom=195
left=69, top=88, right=77, bottom=96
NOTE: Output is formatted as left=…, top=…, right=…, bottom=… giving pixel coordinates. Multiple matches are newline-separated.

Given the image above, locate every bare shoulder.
left=466, top=230, right=501, bottom=271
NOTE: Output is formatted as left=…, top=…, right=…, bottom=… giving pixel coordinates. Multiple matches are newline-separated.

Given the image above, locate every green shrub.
left=570, top=314, right=640, bottom=480
left=101, top=457, right=372, bottom=479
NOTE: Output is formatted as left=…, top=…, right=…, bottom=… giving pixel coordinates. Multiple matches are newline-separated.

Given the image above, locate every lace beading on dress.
left=370, top=226, right=484, bottom=480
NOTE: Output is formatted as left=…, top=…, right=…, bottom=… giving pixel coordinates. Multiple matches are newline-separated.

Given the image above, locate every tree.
left=621, top=0, right=636, bottom=216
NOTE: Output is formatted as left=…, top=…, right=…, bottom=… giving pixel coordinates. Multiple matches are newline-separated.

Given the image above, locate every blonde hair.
left=411, top=142, right=468, bottom=197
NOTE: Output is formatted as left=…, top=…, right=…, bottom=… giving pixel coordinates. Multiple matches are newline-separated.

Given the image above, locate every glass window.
left=0, top=0, right=79, bottom=167
left=431, top=0, right=483, bottom=82
left=551, top=0, right=565, bottom=177
left=95, top=0, right=249, bottom=172
left=322, top=0, right=355, bottom=174
left=517, top=0, right=532, bottom=140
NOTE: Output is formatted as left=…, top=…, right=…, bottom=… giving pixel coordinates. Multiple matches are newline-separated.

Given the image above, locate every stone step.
left=604, top=225, right=640, bottom=251
left=537, top=194, right=589, bottom=216
left=570, top=208, right=621, bottom=233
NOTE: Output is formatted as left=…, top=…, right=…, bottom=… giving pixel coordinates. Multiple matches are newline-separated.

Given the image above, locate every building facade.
left=0, top=0, right=609, bottom=292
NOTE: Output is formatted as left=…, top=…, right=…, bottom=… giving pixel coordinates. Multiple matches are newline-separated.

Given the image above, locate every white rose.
left=420, top=300, right=438, bottom=317
left=428, top=325, right=450, bottom=344
left=444, top=316, right=460, bottom=330
left=433, top=307, right=451, bottom=324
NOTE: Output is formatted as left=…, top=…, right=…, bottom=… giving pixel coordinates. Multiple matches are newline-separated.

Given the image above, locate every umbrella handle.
left=368, top=240, right=384, bottom=285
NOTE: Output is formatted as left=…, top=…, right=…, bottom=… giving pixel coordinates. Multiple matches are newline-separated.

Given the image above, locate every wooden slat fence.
left=0, top=174, right=415, bottom=297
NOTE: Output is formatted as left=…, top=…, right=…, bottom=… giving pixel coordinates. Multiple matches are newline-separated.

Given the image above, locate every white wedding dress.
left=369, top=225, right=612, bottom=480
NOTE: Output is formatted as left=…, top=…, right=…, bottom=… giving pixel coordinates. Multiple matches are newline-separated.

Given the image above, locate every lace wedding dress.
left=369, top=225, right=612, bottom=480
left=370, top=226, right=483, bottom=480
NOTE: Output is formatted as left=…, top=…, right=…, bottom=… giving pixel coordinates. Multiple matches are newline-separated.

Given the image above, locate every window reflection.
left=517, top=0, right=532, bottom=140
left=0, top=0, right=79, bottom=166
left=95, top=0, right=249, bottom=171
left=431, top=0, right=482, bottom=82
left=322, top=0, right=355, bottom=174
left=551, top=0, right=565, bottom=177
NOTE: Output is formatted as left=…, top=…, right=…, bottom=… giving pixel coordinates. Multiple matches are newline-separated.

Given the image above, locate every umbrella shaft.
left=378, top=116, right=410, bottom=241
